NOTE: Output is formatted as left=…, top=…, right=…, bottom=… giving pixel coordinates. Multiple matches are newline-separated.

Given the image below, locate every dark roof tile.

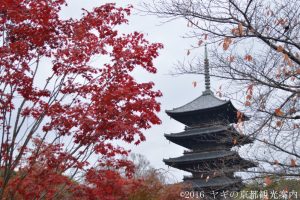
left=166, top=93, right=228, bottom=114
left=164, top=151, right=236, bottom=163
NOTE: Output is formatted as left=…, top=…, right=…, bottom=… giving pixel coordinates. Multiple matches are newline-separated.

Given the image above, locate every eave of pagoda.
left=166, top=100, right=249, bottom=126
left=164, top=125, right=254, bottom=149
left=163, top=151, right=257, bottom=171
left=184, top=176, right=244, bottom=191
left=164, top=150, right=235, bottom=165
left=167, top=125, right=230, bottom=137
left=186, top=166, right=255, bottom=175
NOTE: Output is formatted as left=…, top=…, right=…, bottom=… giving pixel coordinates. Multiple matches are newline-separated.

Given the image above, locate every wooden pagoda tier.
left=163, top=150, right=256, bottom=172
left=163, top=45, right=257, bottom=194
left=164, top=125, right=253, bottom=150
left=165, top=92, right=249, bottom=126
left=184, top=177, right=244, bottom=192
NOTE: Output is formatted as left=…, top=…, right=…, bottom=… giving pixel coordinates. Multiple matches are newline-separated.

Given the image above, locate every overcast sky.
left=60, top=0, right=223, bottom=182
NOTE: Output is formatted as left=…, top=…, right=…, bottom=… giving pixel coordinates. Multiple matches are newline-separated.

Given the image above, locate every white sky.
left=61, top=0, right=223, bottom=182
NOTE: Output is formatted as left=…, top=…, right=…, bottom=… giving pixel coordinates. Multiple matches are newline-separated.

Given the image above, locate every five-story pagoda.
left=164, top=46, right=256, bottom=193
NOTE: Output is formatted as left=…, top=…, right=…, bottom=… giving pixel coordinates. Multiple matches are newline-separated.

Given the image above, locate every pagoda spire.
left=203, top=44, right=213, bottom=95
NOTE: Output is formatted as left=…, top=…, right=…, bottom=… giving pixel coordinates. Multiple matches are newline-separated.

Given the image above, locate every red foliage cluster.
left=2, top=143, right=141, bottom=200
left=0, top=0, right=163, bottom=199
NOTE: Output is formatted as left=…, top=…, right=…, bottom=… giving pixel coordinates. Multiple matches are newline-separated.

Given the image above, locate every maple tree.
left=0, top=1, right=163, bottom=199
left=143, top=0, right=300, bottom=179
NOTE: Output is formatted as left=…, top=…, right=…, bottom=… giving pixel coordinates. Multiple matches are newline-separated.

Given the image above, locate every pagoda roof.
left=166, top=92, right=228, bottom=114
left=186, top=176, right=242, bottom=189
left=164, top=150, right=236, bottom=164
left=164, top=125, right=254, bottom=149
left=165, top=93, right=248, bottom=126
left=165, top=125, right=229, bottom=137
left=164, top=150, right=257, bottom=169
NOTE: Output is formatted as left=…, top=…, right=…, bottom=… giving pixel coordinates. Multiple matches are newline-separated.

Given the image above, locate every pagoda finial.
left=203, top=44, right=212, bottom=95
left=205, top=43, right=208, bottom=60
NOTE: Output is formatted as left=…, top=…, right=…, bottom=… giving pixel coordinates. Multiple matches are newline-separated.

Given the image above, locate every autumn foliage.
left=125, top=154, right=187, bottom=200
left=0, top=0, right=163, bottom=199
